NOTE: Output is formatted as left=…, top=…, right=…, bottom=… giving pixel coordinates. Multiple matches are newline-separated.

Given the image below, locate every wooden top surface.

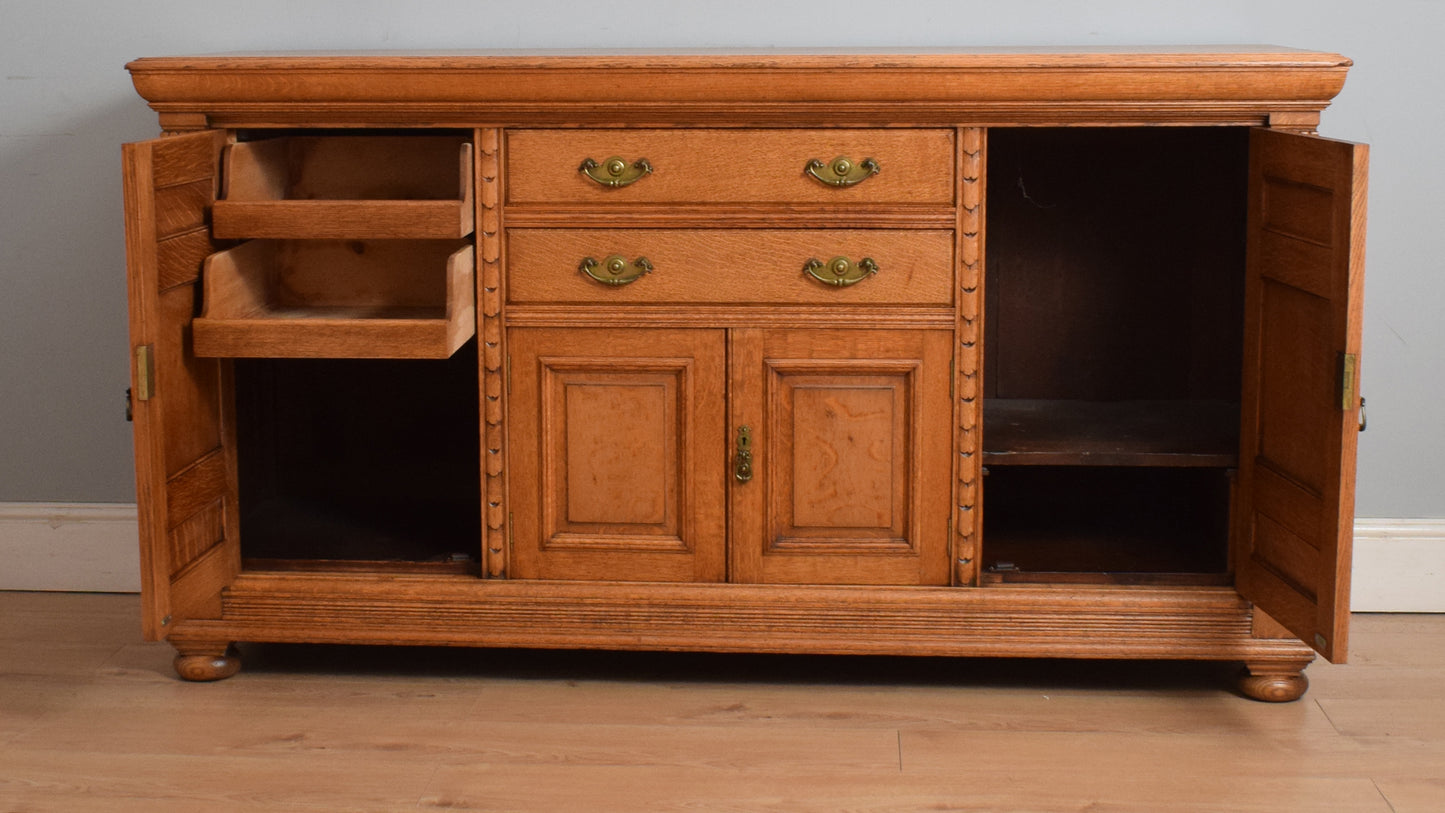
left=126, top=47, right=1353, bottom=128
left=128, top=46, right=1349, bottom=70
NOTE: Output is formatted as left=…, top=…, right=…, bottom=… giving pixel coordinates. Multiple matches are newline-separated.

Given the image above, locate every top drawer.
left=505, top=129, right=955, bottom=205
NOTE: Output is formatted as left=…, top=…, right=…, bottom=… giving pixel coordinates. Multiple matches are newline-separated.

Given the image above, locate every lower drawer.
left=506, top=229, right=954, bottom=306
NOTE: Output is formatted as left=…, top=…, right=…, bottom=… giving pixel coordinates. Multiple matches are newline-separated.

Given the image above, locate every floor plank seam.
left=416, top=763, right=443, bottom=810
left=1372, top=778, right=1399, bottom=813
left=896, top=729, right=903, bottom=772
left=1314, top=697, right=1345, bottom=735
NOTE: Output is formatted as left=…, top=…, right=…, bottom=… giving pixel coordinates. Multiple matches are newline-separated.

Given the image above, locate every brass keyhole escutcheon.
left=734, top=425, right=753, bottom=483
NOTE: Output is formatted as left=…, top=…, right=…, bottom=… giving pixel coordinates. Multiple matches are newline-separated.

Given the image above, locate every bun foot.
left=1239, top=664, right=1309, bottom=702
left=173, top=644, right=241, bottom=682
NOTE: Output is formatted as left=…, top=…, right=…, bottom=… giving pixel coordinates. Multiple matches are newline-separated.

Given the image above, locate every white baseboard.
left=1350, top=519, right=1445, bottom=612
left=1, top=504, right=1441, bottom=611
left=0, top=503, right=140, bottom=592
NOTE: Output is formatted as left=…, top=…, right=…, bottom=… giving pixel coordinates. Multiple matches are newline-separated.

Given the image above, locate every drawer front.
left=506, top=130, right=956, bottom=205
left=507, top=229, right=954, bottom=306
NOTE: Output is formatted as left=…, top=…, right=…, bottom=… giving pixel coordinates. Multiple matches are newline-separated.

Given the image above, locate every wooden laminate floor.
left=1, top=592, right=1443, bottom=812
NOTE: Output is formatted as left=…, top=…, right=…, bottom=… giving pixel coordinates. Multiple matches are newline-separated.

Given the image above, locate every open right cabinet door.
left=1236, top=128, right=1368, bottom=663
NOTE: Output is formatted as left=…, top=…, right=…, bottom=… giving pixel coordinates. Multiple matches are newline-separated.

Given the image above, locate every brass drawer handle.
left=803, top=256, right=879, bottom=287
left=579, top=156, right=653, bottom=188
left=804, top=156, right=879, bottom=187
left=734, top=425, right=753, bottom=483
left=580, top=255, right=653, bottom=286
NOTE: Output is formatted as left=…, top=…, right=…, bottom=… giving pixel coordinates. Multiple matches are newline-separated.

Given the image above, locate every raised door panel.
left=1236, top=128, right=1367, bottom=663
left=508, top=328, right=727, bottom=581
left=730, top=329, right=953, bottom=585
left=122, top=130, right=241, bottom=639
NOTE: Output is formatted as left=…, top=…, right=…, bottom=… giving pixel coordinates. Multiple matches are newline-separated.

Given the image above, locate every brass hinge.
left=134, top=345, right=155, bottom=401
left=1339, top=353, right=1358, bottom=409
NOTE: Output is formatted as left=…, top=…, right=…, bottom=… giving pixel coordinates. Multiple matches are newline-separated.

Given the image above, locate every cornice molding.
left=128, top=49, right=1350, bottom=130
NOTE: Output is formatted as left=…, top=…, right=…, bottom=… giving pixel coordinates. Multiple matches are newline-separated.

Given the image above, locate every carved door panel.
left=122, top=130, right=241, bottom=639
left=508, top=328, right=728, bottom=581
left=729, top=329, right=953, bottom=585
left=1235, top=128, right=1368, bottom=662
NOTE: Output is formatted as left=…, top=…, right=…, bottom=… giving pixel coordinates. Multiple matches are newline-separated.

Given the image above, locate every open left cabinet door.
left=123, top=130, right=241, bottom=640
left=1236, top=127, right=1367, bottom=663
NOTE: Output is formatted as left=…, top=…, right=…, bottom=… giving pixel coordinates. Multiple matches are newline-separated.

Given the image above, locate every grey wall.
left=1, top=0, right=1440, bottom=516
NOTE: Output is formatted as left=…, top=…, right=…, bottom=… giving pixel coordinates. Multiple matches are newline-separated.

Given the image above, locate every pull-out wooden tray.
left=194, top=240, right=475, bottom=359
left=213, top=136, right=474, bottom=239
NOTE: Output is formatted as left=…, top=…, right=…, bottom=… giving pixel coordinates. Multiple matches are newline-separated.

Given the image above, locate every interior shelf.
left=213, top=135, right=474, bottom=239
left=193, top=239, right=475, bottom=359
left=980, top=465, right=1231, bottom=580
left=983, top=399, right=1239, bottom=467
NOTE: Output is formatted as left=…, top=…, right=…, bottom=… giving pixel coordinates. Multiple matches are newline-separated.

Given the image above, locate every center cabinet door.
left=508, top=328, right=728, bottom=581
left=729, top=329, right=954, bottom=585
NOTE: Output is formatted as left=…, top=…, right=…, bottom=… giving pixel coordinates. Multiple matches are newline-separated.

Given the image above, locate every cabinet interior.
left=221, top=126, right=1254, bottom=581
left=982, top=127, right=1249, bottom=582
left=234, top=340, right=481, bottom=569
left=226, top=131, right=472, bottom=201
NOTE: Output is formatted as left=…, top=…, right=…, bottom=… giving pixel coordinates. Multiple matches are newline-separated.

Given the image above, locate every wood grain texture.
left=117, top=52, right=1366, bottom=697
left=729, top=329, right=954, bottom=586
left=214, top=199, right=472, bottom=240
left=955, top=127, right=984, bottom=587
left=193, top=240, right=475, bottom=359
left=122, top=130, right=239, bottom=640
left=163, top=449, right=229, bottom=531
left=507, top=229, right=954, bottom=306
left=1235, top=129, right=1367, bottom=664
left=504, top=304, right=955, bottom=330
left=503, top=205, right=954, bottom=230
left=506, top=129, right=955, bottom=205
left=166, top=499, right=225, bottom=577
left=983, top=399, right=1240, bottom=467
left=214, top=137, right=473, bottom=238
left=127, top=49, right=1351, bottom=129
left=507, top=328, right=728, bottom=583
left=982, top=127, right=1248, bottom=403
left=12, top=595, right=1444, bottom=812
left=170, top=572, right=1313, bottom=663
left=477, top=128, right=509, bottom=579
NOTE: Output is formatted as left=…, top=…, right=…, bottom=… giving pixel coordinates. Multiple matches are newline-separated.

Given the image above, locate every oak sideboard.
left=122, top=48, right=1366, bottom=700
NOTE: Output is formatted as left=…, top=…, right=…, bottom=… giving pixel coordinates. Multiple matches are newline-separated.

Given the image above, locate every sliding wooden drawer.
left=213, top=135, right=474, bottom=239
left=193, top=240, right=475, bottom=359
left=506, top=129, right=955, bottom=206
left=507, top=229, right=954, bottom=306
